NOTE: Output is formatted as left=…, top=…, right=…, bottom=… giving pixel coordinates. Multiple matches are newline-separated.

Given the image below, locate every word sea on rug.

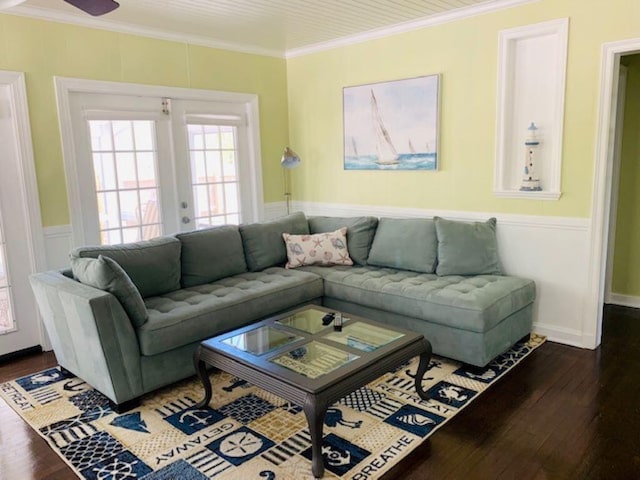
left=1, top=335, right=544, bottom=480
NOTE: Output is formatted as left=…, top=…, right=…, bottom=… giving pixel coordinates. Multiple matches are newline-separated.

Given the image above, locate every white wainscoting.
left=43, top=225, right=73, bottom=270
left=280, top=201, right=592, bottom=348
left=45, top=203, right=594, bottom=348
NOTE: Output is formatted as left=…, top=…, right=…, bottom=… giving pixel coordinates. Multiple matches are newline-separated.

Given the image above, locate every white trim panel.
left=494, top=18, right=568, bottom=199
left=285, top=200, right=591, bottom=348
left=588, top=38, right=640, bottom=352
left=43, top=225, right=74, bottom=270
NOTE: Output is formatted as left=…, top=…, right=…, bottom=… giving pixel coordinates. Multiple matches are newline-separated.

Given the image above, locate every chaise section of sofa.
left=299, top=265, right=534, bottom=366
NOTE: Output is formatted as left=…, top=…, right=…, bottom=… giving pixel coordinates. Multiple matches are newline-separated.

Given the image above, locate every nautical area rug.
left=1, top=335, right=544, bottom=480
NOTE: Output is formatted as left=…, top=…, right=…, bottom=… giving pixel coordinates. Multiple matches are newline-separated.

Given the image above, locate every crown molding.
left=285, top=0, right=540, bottom=58
left=4, top=0, right=539, bottom=60
left=3, top=6, right=285, bottom=58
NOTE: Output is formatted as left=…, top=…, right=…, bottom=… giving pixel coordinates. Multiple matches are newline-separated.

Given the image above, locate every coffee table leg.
left=414, top=339, right=433, bottom=401
left=304, top=395, right=327, bottom=478
left=193, top=345, right=212, bottom=408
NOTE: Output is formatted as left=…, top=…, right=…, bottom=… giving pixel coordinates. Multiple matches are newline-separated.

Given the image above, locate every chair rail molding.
left=494, top=18, right=568, bottom=200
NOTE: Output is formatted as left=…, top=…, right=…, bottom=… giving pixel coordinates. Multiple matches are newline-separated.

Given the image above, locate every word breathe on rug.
left=0, top=335, right=544, bottom=480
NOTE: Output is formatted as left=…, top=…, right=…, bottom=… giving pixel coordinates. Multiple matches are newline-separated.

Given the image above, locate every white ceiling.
left=6, top=0, right=534, bottom=57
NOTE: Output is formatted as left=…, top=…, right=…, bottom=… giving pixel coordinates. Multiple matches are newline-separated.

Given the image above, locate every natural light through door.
left=89, top=119, right=162, bottom=244
left=58, top=79, right=263, bottom=247
left=188, top=124, right=240, bottom=227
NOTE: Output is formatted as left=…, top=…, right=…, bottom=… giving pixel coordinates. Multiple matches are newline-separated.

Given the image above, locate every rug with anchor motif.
left=0, top=334, right=544, bottom=479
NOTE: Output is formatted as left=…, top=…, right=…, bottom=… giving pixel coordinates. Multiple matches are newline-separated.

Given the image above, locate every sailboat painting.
left=343, top=75, right=439, bottom=170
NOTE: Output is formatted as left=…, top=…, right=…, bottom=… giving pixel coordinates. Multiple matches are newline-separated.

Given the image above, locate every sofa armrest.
left=30, top=271, right=143, bottom=405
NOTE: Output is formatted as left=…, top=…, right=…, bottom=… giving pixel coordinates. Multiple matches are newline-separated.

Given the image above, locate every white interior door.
left=0, top=74, right=45, bottom=356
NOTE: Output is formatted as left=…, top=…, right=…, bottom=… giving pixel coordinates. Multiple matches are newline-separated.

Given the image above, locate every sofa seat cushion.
left=138, top=267, right=323, bottom=356
left=305, top=266, right=535, bottom=333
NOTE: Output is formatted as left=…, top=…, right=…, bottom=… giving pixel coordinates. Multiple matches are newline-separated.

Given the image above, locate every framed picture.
left=343, top=74, right=439, bottom=170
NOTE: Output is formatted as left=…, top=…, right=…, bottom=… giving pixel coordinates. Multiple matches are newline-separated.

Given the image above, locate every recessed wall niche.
left=494, top=18, right=569, bottom=200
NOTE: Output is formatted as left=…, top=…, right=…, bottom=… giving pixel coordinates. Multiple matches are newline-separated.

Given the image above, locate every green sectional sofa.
left=30, top=212, right=535, bottom=409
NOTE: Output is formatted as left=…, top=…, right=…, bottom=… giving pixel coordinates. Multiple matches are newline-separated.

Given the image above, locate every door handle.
left=181, top=216, right=191, bottom=224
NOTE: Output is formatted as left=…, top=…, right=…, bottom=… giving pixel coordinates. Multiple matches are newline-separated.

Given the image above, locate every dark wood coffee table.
left=193, top=305, right=432, bottom=478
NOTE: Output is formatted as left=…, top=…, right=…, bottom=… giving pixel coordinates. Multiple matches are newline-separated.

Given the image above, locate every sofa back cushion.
left=434, top=217, right=502, bottom=276
left=308, top=216, right=378, bottom=265
left=367, top=217, right=438, bottom=273
left=70, top=255, right=149, bottom=326
left=240, top=212, right=309, bottom=271
left=70, top=236, right=181, bottom=298
left=176, top=225, right=247, bottom=287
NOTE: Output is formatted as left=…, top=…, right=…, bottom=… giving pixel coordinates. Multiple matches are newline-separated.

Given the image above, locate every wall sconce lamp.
left=281, top=147, right=301, bottom=215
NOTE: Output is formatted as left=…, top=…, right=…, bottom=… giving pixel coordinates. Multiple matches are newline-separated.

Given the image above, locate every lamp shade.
left=281, top=147, right=301, bottom=169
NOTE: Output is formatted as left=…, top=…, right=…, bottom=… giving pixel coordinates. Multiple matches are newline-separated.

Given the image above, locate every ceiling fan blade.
left=63, top=0, right=119, bottom=16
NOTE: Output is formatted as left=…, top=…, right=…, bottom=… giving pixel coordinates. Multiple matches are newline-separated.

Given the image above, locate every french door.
left=0, top=72, right=45, bottom=356
left=60, top=80, right=262, bottom=246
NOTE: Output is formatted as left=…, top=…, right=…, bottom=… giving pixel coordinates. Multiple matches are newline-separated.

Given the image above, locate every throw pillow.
left=434, top=217, right=502, bottom=276
left=70, top=255, right=149, bottom=327
left=283, top=227, right=354, bottom=268
left=308, top=216, right=378, bottom=265
left=368, top=217, right=438, bottom=273
left=70, top=236, right=181, bottom=298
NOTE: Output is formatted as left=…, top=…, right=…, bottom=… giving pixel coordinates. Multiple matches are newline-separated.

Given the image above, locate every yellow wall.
left=0, top=14, right=288, bottom=226
left=5, top=0, right=640, bottom=230
left=286, top=0, right=640, bottom=218
left=612, top=55, right=640, bottom=296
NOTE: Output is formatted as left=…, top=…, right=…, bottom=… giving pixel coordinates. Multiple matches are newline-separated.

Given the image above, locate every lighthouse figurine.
left=520, top=122, right=542, bottom=191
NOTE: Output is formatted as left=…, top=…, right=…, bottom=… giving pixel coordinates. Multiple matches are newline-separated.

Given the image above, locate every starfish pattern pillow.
left=283, top=227, right=353, bottom=268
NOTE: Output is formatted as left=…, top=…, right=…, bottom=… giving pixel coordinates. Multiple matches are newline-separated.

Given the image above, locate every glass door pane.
left=89, top=120, right=163, bottom=245
left=188, top=124, right=241, bottom=227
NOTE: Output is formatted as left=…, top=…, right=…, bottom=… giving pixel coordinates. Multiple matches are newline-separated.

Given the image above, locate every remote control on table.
left=333, top=312, right=343, bottom=331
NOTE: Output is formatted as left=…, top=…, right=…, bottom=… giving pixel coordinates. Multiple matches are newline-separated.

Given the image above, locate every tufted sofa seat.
left=300, top=266, right=534, bottom=333
left=139, top=268, right=322, bottom=356
left=30, top=212, right=536, bottom=408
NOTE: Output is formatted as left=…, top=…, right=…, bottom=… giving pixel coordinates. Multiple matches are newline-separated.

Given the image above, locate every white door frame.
left=588, top=39, right=640, bottom=348
left=54, top=77, right=264, bottom=246
left=0, top=70, right=48, bottom=351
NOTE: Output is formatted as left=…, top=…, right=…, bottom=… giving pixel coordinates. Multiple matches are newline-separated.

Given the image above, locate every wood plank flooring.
left=1, top=304, right=639, bottom=479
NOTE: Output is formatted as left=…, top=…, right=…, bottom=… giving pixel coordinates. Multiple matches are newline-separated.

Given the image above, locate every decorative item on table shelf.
left=0, top=0, right=120, bottom=15
left=520, top=122, right=542, bottom=192
left=281, top=146, right=301, bottom=215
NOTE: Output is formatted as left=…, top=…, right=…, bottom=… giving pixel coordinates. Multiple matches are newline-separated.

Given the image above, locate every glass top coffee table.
left=193, top=305, right=432, bottom=478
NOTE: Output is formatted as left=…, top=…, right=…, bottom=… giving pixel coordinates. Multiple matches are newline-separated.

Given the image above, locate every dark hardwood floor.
left=1, top=305, right=639, bottom=479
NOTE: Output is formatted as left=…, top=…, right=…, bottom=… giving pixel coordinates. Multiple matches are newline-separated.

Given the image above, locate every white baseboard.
left=607, top=293, right=640, bottom=309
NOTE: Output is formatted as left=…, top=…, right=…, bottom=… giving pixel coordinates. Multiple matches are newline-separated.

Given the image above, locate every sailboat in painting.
left=371, top=90, right=399, bottom=166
